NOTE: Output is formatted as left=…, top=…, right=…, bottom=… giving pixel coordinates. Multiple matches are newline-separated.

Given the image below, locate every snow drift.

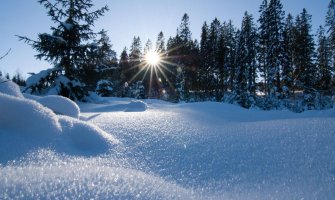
left=37, top=95, right=80, bottom=118
left=0, top=81, right=119, bottom=163
left=0, top=76, right=24, bottom=98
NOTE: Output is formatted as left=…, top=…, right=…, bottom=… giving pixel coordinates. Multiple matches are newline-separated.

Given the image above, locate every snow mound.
left=58, top=116, right=119, bottom=155
left=124, top=100, right=147, bottom=112
left=37, top=95, right=80, bottom=118
left=0, top=151, right=197, bottom=200
left=0, top=93, right=119, bottom=162
left=0, top=93, right=61, bottom=135
left=0, top=77, right=24, bottom=98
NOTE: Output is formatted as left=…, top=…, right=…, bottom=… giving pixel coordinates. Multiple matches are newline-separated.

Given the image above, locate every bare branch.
left=0, top=48, right=11, bottom=60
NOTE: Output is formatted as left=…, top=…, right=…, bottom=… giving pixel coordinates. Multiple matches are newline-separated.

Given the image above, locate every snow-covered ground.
left=0, top=79, right=335, bottom=199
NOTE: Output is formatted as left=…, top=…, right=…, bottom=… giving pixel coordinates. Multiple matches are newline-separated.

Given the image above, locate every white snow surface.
left=0, top=89, right=119, bottom=164
left=0, top=95, right=334, bottom=199
left=37, top=95, right=80, bottom=118
left=0, top=77, right=24, bottom=98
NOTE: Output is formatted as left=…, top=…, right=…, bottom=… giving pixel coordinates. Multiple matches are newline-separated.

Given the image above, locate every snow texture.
left=37, top=95, right=80, bottom=118
left=26, top=68, right=55, bottom=86
left=0, top=77, right=24, bottom=98
left=0, top=92, right=334, bottom=199
left=0, top=85, right=119, bottom=163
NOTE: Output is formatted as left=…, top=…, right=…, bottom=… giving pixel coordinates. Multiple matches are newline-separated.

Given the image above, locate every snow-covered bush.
left=25, top=68, right=86, bottom=101
left=95, top=79, right=113, bottom=97
left=127, top=81, right=145, bottom=99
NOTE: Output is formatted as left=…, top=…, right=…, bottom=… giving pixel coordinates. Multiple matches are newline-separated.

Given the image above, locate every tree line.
left=20, top=0, right=335, bottom=111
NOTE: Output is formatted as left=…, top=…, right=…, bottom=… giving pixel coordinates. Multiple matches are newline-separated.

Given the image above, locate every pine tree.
left=258, top=0, right=270, bottom=96
left=128, top=36, right=142, bottom=83
left=268, top=0, right=285, bottom=98
left=179, top=14, right=192, bottom=43
left=224, top=20, right=237, bottom=96
left=219, top=20, right=236, bottom=100
left=156, top=31, right=166, bottom=54
left=119, top=47, right=130, bottom=83
left=281, top=14, right=295, bottom=98
left=144, top=39, right=153, bottom=54
left=294, top=9, right=317, bottom=109
left=316, top=26, right=332, bottom=95
left=234, top=12, right=257, bottom=108
left=119, top=47, right=131, bottom=97
left=175, top=13, right=194, bottom=101
left=199, top=22, right=211, bottom=99
left=166, top=35, right=182, bottom=102
left=326, top=0, right=335, bottom=69
left=18, top=0, right=109, bottom=100
left=208, top=18, right=221, bottom=100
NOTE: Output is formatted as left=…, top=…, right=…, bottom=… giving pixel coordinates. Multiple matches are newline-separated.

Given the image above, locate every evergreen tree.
left=268, top=0, right=285, bottom=98
left=258, top=0, right=270, bottom=96
left=326, top=0, right=335, bottom=69
left=179, top=14, right=192, bottom=43
left=294, top=9, right=317, bottom=109
left=281, top=13, right=295, bottom=98
left=156, top=31, right=166, bottom=54
left=316, top=26, right=332, bottom=95
left=224, top=21, right=237, bottom=96
left=218, top=20, right=236, bottom=100
left=12, top=72, right=26, bottom=86
left=18, top=0, right=109, bottom=100
left=234, top=12, right=257, bottom=108
left=199, top=22, right=211, bottom=99
left=119, top=47, right=131, bottom=83
left=166, top=35, right=182, bottom=102
left=174, top=13, right=195, bottom=101
left=128, top=36, right=142, bottom=83
left=144, top=39, right=153, bottom=54
left=208, top=18, right=221, bottom=100
left=257, top=0, right=285, bottom=108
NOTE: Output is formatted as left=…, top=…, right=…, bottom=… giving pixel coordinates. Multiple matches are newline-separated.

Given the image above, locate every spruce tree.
left=316, top=26, right=332, bottom=95
left=156, top=31, right=166, bottom=54
left=175, top=13, right=194, bottom=101
left=128, top=36, right=142, bottom=83
left=281, top=14, right=295, bottom=98
left=294, top=9, right=317, bottom=109
left=208, top=18, right=221, bottom=100
left=199, top=22, right=211, bottom=99
left=119, top=47, right=131, bottom=83
left=326, top=0, right=335, bottom=69
left=258, top=0, right=270, bottom=96
left=234, top=12, right=257, bottom=108
left=18, top=0, right=109, bottom=100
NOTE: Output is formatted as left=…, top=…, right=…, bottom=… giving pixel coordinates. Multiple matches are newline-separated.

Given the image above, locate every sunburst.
left=125, top=46, right=185, bottom=98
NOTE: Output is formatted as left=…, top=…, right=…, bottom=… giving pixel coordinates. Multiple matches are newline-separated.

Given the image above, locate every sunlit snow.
left=0, top=80, right=334, bottom=199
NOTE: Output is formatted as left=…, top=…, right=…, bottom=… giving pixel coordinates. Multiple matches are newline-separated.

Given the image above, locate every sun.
left=145, top=50, right=161, bottom=66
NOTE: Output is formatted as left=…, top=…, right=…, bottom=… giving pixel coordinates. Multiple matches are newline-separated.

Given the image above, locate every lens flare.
left=145, top=51, right=160, bottom=66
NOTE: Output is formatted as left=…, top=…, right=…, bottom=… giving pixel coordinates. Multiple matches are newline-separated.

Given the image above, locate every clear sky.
left=0, top=0, right=329, bottom=78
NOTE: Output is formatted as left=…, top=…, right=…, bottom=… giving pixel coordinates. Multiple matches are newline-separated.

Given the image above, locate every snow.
left=60, top=21, right=73, bottom=31
left=0, top=84, right=119, bottom=164
left=125, top=100, right=147, bottom=112
left=25, top=68, right=55, bottom=86
left=0, top=77, right=24, bottom=98
left=0, top=86, right=335, bottom=199
left=37, top=95, right=80, bottom=118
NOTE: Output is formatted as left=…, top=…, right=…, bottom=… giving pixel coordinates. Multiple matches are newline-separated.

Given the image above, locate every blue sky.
left=0, top=0, right=329, bottom=78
